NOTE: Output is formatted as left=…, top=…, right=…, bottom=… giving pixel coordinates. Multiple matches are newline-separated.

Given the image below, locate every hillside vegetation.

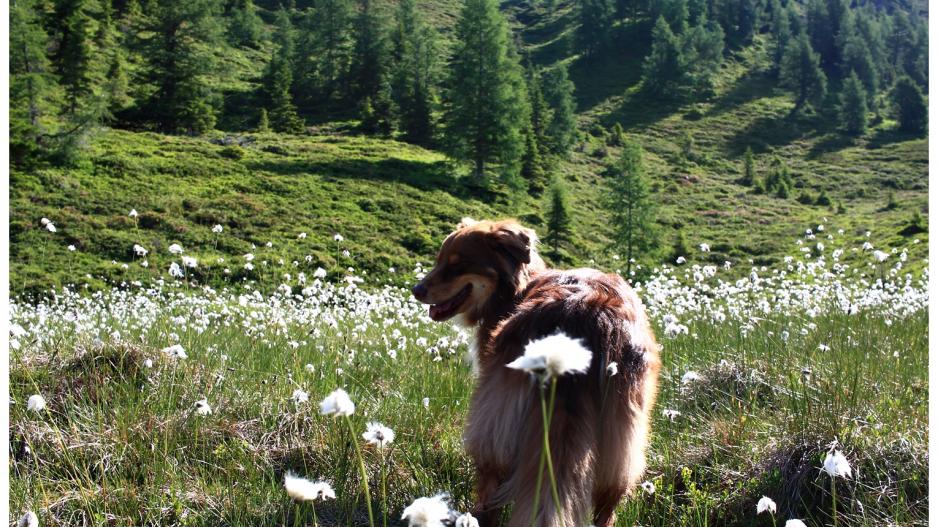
left=9, top=0, right=929, bottom=295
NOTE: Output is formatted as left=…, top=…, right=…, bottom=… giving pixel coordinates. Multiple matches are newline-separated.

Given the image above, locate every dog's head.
left=412, top=218, right=544, bottom=325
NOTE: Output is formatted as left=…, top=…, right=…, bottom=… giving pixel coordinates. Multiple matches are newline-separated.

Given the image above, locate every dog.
left=412, top=218, right=660, bottom=527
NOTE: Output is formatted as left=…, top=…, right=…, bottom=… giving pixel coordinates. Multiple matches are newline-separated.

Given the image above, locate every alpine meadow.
left=7, top=0, right=929, bottom=525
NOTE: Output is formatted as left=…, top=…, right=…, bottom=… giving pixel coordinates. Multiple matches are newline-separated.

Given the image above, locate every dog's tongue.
left=429, top=303, right=449, bottom=321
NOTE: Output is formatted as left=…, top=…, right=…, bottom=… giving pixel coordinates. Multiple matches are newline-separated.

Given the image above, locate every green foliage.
left=642, top=17, right=685, bottom=98
left=642, top=13, right=723, bottom=100
left=780, top=31, right=827, bottom=111
left=542, top=64, right=577, bottom=156
left=350, top=0, right=390, bottom=106
left=741, top=146, right=755, bottom=186
left=815, top=189, right=832, bottom=207
left=840, top=71, right=868, bottom=136
left=389, top=0, right=439, bottom=146
left=298, top=0, right=353, bottom=104
left=227, top=0, right=264, bottom=48
left=606, top=140, right=657, bottom=275
left=443, top=0, right=528, bottom=182
left=544, top=175, right=572, bottom=260
left=892, top=76, right=927, bottom=135
left=263, top=9, right=305, bottom=134
left=138, top=0, right=222, bottom=134
left=577, top=0, right=614, bottom=56
left=768, top=0, right=792, bottom=76
left=256, top=108, right=270, bottom=132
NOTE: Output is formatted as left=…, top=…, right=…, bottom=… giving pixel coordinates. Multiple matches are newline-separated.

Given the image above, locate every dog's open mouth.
left=429, top=284, right=473, bottom=321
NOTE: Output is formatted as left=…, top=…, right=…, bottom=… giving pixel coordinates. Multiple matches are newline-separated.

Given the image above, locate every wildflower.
left=128, top=209, right=138, bottom=218
left=676, top=256, right=686, bottom=264
left=422, top=397, right=430, bottom=409
left=681, top=371, right=702, bottom=385
left=40, top=218, right=50, bottom=226
left=334, top=233, right=344, bottom=242
left=284, top=473, right=336, bottom=501
left=785, top=520, right=807, bottom=527
left=46, top=223, right=56, bottom=233
left=873, top=250, right=888, bottom=263
left=757, top=496, right=777, bottom=515
left=27, top=394, right=46, bottom=412
left=319, top=388, right=355, bottom=416
left=640, top=481, right=656, bottom=495
left=822, top=450, right=852, bottom=478
left=212, top=224, right=223, bottom=233
left=17, top=511, right=39, bottom=527
left=141, top=260, right=149, bottom=268
left=401, top=494, right=450, bottom=527
left=243, top=253, right=255, bottom=262
left=143, top=359, right=154, bottom=368
left=133, top=244, right=148, bottom=257
left=169, top=262, right=184, bottom=278
left=314, top=267, right=328, bottom=279
left=298, top=232, right=307, bottom=239
left=182, top=256, right=197, bottom=268
left=454, top=512, right=479, bottom=527
left=506, top=332, right=593, bottom=380
left=304, top=363, right=315, bottom=373
left=818, top=344, right=830, bottom=352
left=244, top=263, right=255, bottom=271
left=194, top=399, right=212, bottom=416
left=161, top=344, right=187, bottom=359
left=606, top=361, right=619, bottom=377
left=699, top=243, right=710, bottom=252
left=662, top=409, right=681, bottom=421
left=291, top=389, right=309, bottom=404
left=67, top=245, right=76, bottom=252
left=266, top=241, right=273, bottom=248
left=168, top=243, right=184, bottom=254
left=362, top=422, right=395, bottom=448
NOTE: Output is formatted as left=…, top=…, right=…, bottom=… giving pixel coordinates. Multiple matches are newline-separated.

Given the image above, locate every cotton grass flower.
left=212, top=224, right=223, bottom=233
left=699, top=243, right=710, bottom=252
left=401, top=494, right=450, bottom=527
left=319, top=388, right=355, bottom=416
left=133, top=244, right=148, bottom=256
left=454, top=512, right=479, bottom=527
left=17, top=511, right=39, bottom=527
left=640, top=481, right=656, bottom=495
left=45, top=223, right=56, bottom=233
left=662, top=409, right=681, bottom=421
left=506, top=332, right=592, bottom=380
left=291, top=389, right=309, bottom=405
left=168, top=243, right=184, bottom=254
left=40, top=217, right=50, bottom=226
left=161, top=344, right=187, bottom=359
left=362, top=422, right=395, bottom=448
left=822, top=450, right=852, bottom=478
left=873, top=250, right=889, bottom=263
left=785, top=521, right=807, bottom=527
left=169, top=262, right=184, bottom=278
left=314, top=267, right=328, bottom=279
left=193, top=399, right=212, bottom=416
left=182, top=256, right=198, bottom=268
left=606, top=361, right=619, bottom=377
left=757, top=496, right=777, bottom=515
left=129, top=209, right=138, bottom=218
left=27, top=394, right=46, bottom=412
left=284, top=473, right=335, bottom=501
left=334, top=233, right=344, bottom=242
left=681, top=370, right=702, bottom=384
left=67, top=245, right=76, bottom=251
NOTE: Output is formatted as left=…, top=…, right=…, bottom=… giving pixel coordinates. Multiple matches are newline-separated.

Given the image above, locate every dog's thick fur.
left=412, top=219, right=660, bottom=527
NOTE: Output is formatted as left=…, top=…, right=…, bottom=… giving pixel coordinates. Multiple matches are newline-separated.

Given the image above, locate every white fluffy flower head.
left=27, top=394, right=46, bottom=412
left=284, top=473, right=335, bottom=501
left=506, top=332, right=593, bottom=381
left=757, top=496, right=777, bottom=515
left=319, top=388, right=355, bottom=417
left=401, top=494, right=451, bottom=527
left=822, top=450, right=852, bottom=478
left=362, top=422, right=395, bottom=448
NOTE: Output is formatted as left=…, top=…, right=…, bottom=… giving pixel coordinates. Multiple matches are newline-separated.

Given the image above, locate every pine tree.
left=654, top=0, right=688, bottom=34
left=741, top=146, right=755, bottom=185
left=577, top=0, right=614, bottom=57
left=840, top=34, right=878, bottom=97
left=299, top=0, right=353, bottom=104
left=140, top=0, right=222, bottom=134
left=544, top=175, right=573, bottom=260
left=11, top=0, right=60, bottom=163
left=768, top=0, right=792, bottom=76
left=839, top=71, right=867, bottom=136
left=521, top=125, right=547, bottom=191
left=263, top=14, right=305, bottom=133
left=683, top=18, right=725, bottom=96
left=780, top=31, right=827, bottom=112
left=607, top=140, right=657, bottom=276
left=390, top=0, right=438, bottom=145
left=351, top=0, right=389, bottom=104
left=56, top=0, right=98, bottom=114
left=443, top=0, right=529, bottom=182
left=257, top=108, right=270, bottom=132
left=542, top=64, right=577, bottom=156
left=642, top=16, right=686, bottom=98
left=892, top=76, right=926, bottom=135
left=527, top=64, right=550, bottom=155
left=228, top=0, right=264, bottom=48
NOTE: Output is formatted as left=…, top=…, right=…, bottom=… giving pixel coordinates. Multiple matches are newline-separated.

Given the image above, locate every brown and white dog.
left=412, top=218, right=660, bottom=527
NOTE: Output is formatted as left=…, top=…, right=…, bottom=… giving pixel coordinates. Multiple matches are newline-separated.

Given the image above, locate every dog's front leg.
left=472, top=465, right=504, bottom=526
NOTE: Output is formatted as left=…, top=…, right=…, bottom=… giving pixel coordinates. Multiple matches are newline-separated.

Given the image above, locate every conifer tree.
left=351, top=0, right=389, bottom=104
left=300, top=0, right=353, bottom=103
left=11, top=0, right=60, bottom=163
left=263, top=10, right=305, bottom=133
left=545, top=175, right=573, bottom=260
left=390, top=0, right=439, bottom=145
left=140, top=0, right=222, bottom=134
left=228, top=0, right=264, bottom=47
left=642, top=16, right=686, bottom=98
left=892, top=76, right=926, bottom=135
left=741, top=146, right=755, bottom=186
left=607, top=140, right=657, bottom=275
left=839, top=71, right=868, bottom=136
left=768, top=0, right=792, bottom=76
left=521, top=125, right=547, bottom=191
left=577, top=0, right=614, bottom=57
left=542, top=64, right=577, bottom=156
left=57, top=0, right=98, bottom=114
left=443, top=0, right=529, bottom=182
left=780, top=31, right=827, bottom=112
left=257, top=108, right=270, bottom=132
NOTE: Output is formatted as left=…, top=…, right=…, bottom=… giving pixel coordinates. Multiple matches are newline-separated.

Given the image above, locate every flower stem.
left=831, top=476, right=838, bottom=527
left=539, top=377, right=564, bottom=524
left=346, top=415, right=376, bottom=527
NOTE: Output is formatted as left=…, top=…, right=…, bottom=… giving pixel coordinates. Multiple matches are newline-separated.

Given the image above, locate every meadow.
left=8, top=226, right=928, bottom=526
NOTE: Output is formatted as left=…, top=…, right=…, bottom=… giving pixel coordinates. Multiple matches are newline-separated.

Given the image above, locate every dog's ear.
left=457, top=217, right=478, bottom=229
left=488, top=223, right=536, bottom=265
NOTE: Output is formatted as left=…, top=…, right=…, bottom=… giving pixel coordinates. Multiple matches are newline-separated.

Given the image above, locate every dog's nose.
left=412, top=283, right=428, bottom=300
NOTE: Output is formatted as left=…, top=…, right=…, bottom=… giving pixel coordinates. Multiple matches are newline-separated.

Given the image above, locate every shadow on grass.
left=725, top=112, right=820, bottom=156
left=704, top=72, right=778, bottom=119
left=570, top=18, right=652, bottom=113
left=866, top=127, right=925, bottom=149
left=806, top=133, right=857, bottom=160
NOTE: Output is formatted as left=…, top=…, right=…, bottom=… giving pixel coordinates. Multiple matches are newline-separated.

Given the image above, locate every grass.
left=9, top=254, right=928, bottom=525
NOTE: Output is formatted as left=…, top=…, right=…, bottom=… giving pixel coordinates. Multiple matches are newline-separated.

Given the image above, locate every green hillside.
left=9, top=0, right=929, bottom=295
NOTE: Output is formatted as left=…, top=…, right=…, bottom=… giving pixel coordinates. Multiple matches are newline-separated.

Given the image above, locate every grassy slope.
left=8, top=1, right=928, bottom=295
